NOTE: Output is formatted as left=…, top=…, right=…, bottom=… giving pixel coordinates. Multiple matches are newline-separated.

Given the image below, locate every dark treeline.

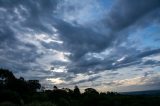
left=0, top=69, right=160, bottom=106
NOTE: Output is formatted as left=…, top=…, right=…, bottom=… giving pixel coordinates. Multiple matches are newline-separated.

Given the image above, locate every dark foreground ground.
left=1, top=69, right=160, bottom=106
left=1, top=90, right=160, bottom=106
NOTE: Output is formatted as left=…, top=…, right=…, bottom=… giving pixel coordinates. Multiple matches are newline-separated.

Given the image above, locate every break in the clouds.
left=0, top=0, right=160, bottom=92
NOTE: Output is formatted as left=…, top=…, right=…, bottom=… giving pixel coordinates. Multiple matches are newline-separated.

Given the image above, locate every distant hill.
left=120, top=89, right=160, bottom=96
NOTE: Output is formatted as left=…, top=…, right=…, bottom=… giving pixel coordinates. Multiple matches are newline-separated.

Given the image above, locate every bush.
left=0, top=90, right=22, bottom=105
left=24, top=102, right=56, bottom=106
left=0, top=102, right=17, bottom=106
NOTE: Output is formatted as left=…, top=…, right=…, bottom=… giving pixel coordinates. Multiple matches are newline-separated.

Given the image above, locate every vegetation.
left=0, top=69, right=160, bottom=106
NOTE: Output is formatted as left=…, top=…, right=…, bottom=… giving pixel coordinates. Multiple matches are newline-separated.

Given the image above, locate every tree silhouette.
left=0, top=69, right=41, bottom=93
left=73, top=86, right=81, bottom=98
left=84, top=88, right=99, bottom=95
left=1, top=68, right=160, bottom=106
left=27, top=80, right=41, bottom=92
left=0, top=69, right=16, bottom=80
left=0, top=69, right=17, bottom=90
left=53, top=85, right=58, bottom=90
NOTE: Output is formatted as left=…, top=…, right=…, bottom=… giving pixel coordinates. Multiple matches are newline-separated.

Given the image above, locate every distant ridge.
left=120, top=89, right=160, bottom=96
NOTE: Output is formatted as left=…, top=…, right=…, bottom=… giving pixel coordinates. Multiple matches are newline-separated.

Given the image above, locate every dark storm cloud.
left=113, top=49, right=160, bottom=68
left=113, top=48, right=160, bottom=68
left=0, top=0, right=60, bottom=43
left=41, top=41, right=63, bottom=51
left=1, top=0, right=160, bottom=89
left=138, top=49, right=160, bottom=58
left=67, top=48, right=160, bottom=73
left=0, top=0, right=60, bottom=74
left=54, top=19, right=113, bottom=61
left=49, top=0, right=160, bottom=74
left=143, top=60, right=160, bottom=66
left=1, top=0, right=160, bottom=73
left=0, top=0, right=59, bottom=34
left=107, top=0, right=160, bottom=31
left=69, top=76, right=101, bottom=85
left=0, top=45, right=43, bottom=73
left=0, top=25, right=16, bottom=45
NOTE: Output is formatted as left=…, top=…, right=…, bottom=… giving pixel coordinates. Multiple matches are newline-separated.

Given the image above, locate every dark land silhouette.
left=0, top=68, right=160, bottom=106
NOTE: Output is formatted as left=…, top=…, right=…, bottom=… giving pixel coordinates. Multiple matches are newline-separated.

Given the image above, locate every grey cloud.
left=22, top=1, right=57, bottom=34
left=1, top=0, right=160, bottom=90
left=104, top=73, right=160, bottom=88
left=69, top=75, right=101, bottom=85
left=143, top=71, right=154, bottom=77
left=107, top=48, right=160, bottom=70
left=68, top=48, right=160, bottom=73
left=139, top=74, right=160, bottom=90
left=0, top=0, right=59, bottom=34
left=50, top=61, right=68, bottom=67
left=146, top=76, right=160, bottom=88
left=2, top=0, right=160, bottom=74
left=0, top=0, right=61, bottom=74
left=115, top=49, right=160, bottom=67
left=103, top=82, right=122, bottom=86
left=53, top=0, right=160, bottom=74
left=106, top=0, right=160, bottom=31
left=143, top=60, right=160, bottom=66
left=41, top=41, right=63, bottom=51
left=54, top=19, right=113, bottom=61
left=138, top=49, right=160, bottom=58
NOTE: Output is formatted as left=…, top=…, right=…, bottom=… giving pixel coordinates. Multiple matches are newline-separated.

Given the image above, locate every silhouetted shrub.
left=1, top=69, right=160, bottom=106
left=0, top=90, right=22, bottom=105
left=24, top=102, right=56, bottom=106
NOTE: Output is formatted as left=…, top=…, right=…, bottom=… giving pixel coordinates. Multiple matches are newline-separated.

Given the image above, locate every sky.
left=0, top=0, right=160, bottom=92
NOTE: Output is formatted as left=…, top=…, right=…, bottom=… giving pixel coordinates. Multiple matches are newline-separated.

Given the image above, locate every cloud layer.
left=0, top=0, right=160, bottom=91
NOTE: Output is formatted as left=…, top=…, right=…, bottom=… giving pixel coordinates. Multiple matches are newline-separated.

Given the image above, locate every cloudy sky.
left=0, top=0, right=160, bottom=92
